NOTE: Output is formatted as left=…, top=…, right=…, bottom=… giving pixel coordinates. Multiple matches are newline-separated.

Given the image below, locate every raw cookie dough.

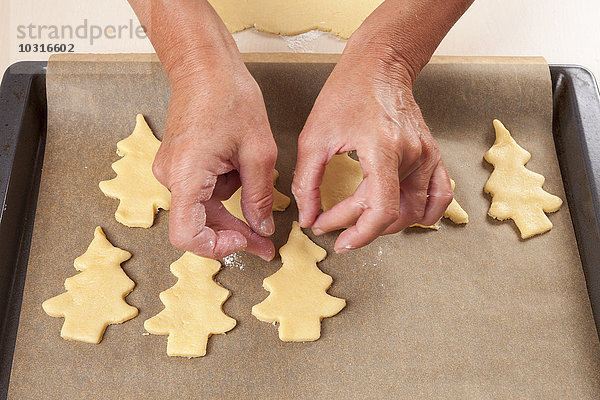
left=484, top=120, right=563, bottom=238
left=222, top=170, right=290, bottom=224
left=252, top=221, right=346, bottom=342
left=144, top=252, right=236, bottom=357
left=209, top=0, right=384, bottom=39
left=321, top=152, right=468, bottom=229
left=42, top=227, right=137, bottom=344
left=99, top=114, right=171, bottom=228
left=444, top=179, right=469, bottom=224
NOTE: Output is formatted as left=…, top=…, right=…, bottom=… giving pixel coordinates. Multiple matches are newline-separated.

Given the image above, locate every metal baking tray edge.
left=0, top=62, right=599, bottom=398
left=551, top=65, right=600, bottom=336
left=0, top=62, right=47, bottom=399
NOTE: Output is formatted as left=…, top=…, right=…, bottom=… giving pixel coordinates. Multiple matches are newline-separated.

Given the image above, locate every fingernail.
left=335, top=244, right=354, bottom=254
left=260, top=252, right=275, bottom=262
left=193, top=227, right=217, bottom=250
left=312, top=227, right=324, bottom=235
left=259, top=215, right=275, bottom=236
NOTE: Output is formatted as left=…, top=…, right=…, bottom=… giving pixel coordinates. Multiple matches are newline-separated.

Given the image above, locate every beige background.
left=1, top=0, right=600, bottom=80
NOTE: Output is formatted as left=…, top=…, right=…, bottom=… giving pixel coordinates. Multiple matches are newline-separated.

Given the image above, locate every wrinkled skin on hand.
left=153, top=63, right=278, bottom=261
left=292, top=53, right=454, bottom=253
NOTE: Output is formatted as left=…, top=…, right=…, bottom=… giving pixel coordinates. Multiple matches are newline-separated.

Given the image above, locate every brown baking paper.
left=8, top=54, right=600, bottom=399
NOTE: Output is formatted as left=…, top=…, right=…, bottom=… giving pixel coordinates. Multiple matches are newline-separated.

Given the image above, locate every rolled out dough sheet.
left=8, top=55, right=600, bottom=399
left=209, top=0, right=384, bottom=39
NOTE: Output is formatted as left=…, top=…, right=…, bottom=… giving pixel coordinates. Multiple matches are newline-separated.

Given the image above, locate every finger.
left=169, top=192, right=247, bottom=258
left=397, top=161, right=436, bottom=227
left=419, top=161, right=453, bottom=226
left=238, top=142, right=277, bottom=236
left=152, top=142, right=170, bottom=186
left=212, top=171, right=241, bottom=201
left=311, top=180, right=368, bottom=235
left=292, top=133, right=331, bottom=228
left=333, top=150, right=400, bottom=253
left=208, top=230, right=249, bottom=259
left=167, top=173, right=245, bottom=256
left=167, top=172, right=216, bottom=245
left=382, top=160, right=451, bottom=235
left=205, top=200, right=275, bottom=261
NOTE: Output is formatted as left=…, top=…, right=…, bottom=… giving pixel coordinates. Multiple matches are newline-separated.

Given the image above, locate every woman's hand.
left=292, top=51, right=453, bottom=254
left=128, top=0, right=279, bottom=260
left=292, top=0, right=473, bottom=253
left=153, top=61, right=278, bottom=261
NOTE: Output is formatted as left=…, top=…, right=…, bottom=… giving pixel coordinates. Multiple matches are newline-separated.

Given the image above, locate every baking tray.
left=0, top=62, right=598, bottom=398
left=0, top=62, right=47, bottom=399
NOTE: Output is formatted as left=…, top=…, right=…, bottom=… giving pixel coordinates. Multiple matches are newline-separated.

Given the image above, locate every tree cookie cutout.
left=144, top=252, right=236, bottom=357
left=484, top=120, right=562, bottom=239
left=252, top=221, right=345, bottom=342
left=321, top=153, right=468, bottom=228
left=99, top=114, right=171, bottom=228
left=222, top=170, right=290, bottom=224
left=42, top=227, right=137, bottom=344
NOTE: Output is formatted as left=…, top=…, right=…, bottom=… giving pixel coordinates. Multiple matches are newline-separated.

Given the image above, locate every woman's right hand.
left=127, top=0, right=279, bottom=260
left=152, top=57, right=278, bottom=261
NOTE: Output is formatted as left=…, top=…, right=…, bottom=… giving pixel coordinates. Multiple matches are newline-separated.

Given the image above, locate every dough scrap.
left=410, top=222, right=442, bottom=230
left=42, top=227, right=137, bottom=344
left=209, top=0, right=384, bottom=39
left=222, top=170, right=290, bottom=224
left=99, top=114, right=171, bottom=228
left=444, top=179, right=469, bottom=224
left=252, top=221, right=346, bottom=342
left=484, top=120, right=562, bottom=238
left=321, top=153, right=468, bottom=229
left=144, top=252, right=236, bottom=357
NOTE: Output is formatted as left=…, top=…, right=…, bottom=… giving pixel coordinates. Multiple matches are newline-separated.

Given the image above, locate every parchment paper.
left=8, top=54, right=600, bottom=399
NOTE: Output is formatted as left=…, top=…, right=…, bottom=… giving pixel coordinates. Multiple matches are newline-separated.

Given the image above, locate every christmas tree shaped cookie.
left=42, top=227, right=137, bottom=344
left=222, top=170, right=290, bottom=224
left=252, top=222, right=346, bottom=342
left=144, top=252, right=236, bottom=357
left=99, top=114, right=171, bottom=228
left=484, top=120, right=562, bottom=238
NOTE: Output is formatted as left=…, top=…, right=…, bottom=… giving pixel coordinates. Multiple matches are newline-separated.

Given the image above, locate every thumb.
left=238, top=142, right=278, bottom=236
